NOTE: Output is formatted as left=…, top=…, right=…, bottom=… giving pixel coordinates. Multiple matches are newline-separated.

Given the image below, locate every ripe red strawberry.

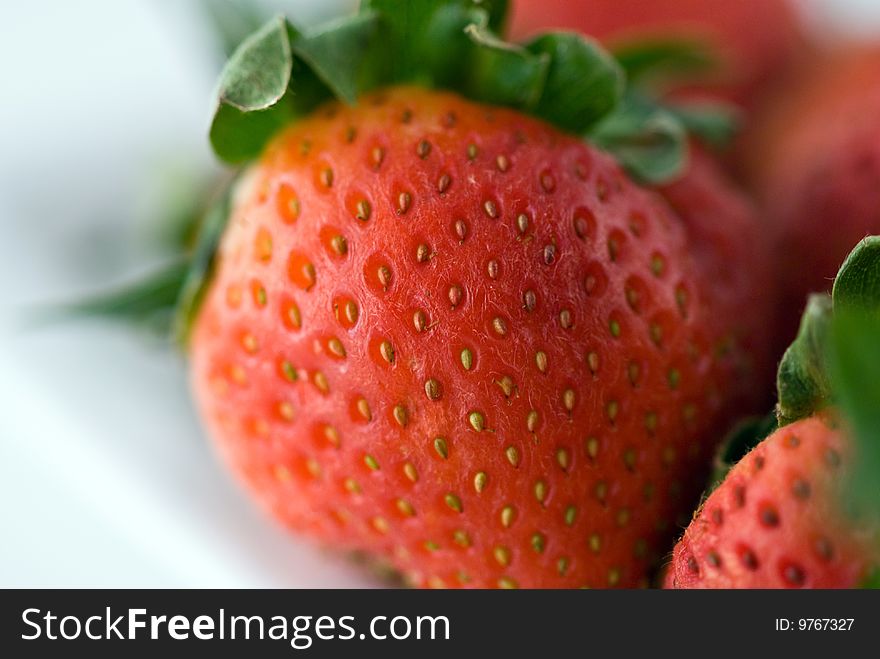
left=664, top=412, right=880, bottom=589
left=665, top=238, right=880, bottom=589
left=744, top=47, right=880, bottom=347
left=190, top=85, right=763, bottom=588
left=509, top=0, right=803, bottom=106
left=657, top=146, right=777, bottom=401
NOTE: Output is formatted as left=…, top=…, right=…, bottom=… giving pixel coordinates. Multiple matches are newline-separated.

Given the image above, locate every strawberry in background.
left=509, top=0, right=805, bottom=107
left=665, top=238, right=880, bottom=588
left=743, top=46, right=880, bottom=348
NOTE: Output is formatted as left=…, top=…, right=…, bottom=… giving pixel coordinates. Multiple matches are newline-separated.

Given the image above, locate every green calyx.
left=775, top=236, right=880, bottom=515
left=209, top=0, right=734, bottom=183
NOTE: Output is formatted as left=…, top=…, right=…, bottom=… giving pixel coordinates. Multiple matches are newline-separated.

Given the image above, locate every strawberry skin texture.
left=191, top=86, right=762, bottom=588
left=745, top=48, right=880, bottom=349
left=659, top=147, right=777, bottom=403
left=509, top=0, right=803, bottom=106
left=665, top=412, right=880, bottom=589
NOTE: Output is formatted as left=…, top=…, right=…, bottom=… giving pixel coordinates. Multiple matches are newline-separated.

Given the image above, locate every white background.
left=0, top=0, right=877, bottom=587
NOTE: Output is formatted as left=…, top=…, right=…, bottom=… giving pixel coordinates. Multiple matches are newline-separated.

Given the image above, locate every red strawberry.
left=664, top=412, right=879, bottom=589
left=190, top=85, right=763, bottom=588
left=657, top=146, right=777, bottom=402
left=744, top=47, right=880, bottom=348
left=509, top=0, right=803, bottom=106
left=665, top=238, right=880, bottom=589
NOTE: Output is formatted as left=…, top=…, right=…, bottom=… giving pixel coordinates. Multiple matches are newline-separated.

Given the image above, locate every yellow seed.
left=474, top=471, right=488, bottom=493
left=617, top=508, right=631, bottom=527
left=327, top=337, right=346, bottom=358
left=534, top=480, right=548, bottom=504
left=397, top=499, right=415, bottom=516
left=424, top=540, right=439, bottom=552
left=320, top=167, right=334, bottom=188
left=398, top=192, right=412, bottom=214
left=364, top=454, right=380, bottom=471
left=535, top=351, right=548, bottom=373
left=330, top=234, right=347, bottom=256
left=356, top=398, right=372, bottom=421
left=606, top=400, right=619, bottom=423
left=445, top=494, right=463, bottom=513
left=505, top=446, right=520, bottom=467
left=492, top=316, right=507, bottom=336
left=624, top=448, right=636, bottom=470
left=413, top=310, right=427, bottom=332
left=280, top=361, right=297, bottom=382
left=468, top=411, right=485, bottom=432
left=494, top=546, right=511, bottom=567
left=497, top=577, right=518, bottom=590
left=564, top=505, right=577, bottom=526
left=403, top=462, right=418, bottom=482
left=393, top=404, right=408, bottom=428
left=424, top=379, right=441, bottom=400
left=668, top=368, right=681, bottom=389
left=587, top=351, right=599, bottom=374
left=563, top=388, right=575, bottom=412
left=453, top=530, right=471, bottom=547
left=559, top=309, right=572, bottom=329
left=306, top=458, right=321, bottom=478
left=557, top=557, right=570, bottom=576
left=556, top=448, right=570, bottom=471
left=355, top=199, right=372, bottom=221
left=527, top=410, right=539, bottom=433
left=416, top=243, right=430, bottom=263
left=496, top=376, right=514, bottom=398
left=501, top=505, right=516, bottom=527
left=645, top=411, right=658, bottom=433
left=372, top=517, right=389, bottom=534
left=595, top=481, right=608, bottom=502
left=344, top=478, right=361, bottom=494
left=313, top=371, right=329, bottom=394
left=274, top=465, right=292, bottom=482
left=608, top=568, right=621, bottom=587
left=531, top=533, right=545, bottom=553
left=379, top=340, right=395, bottom=364
left=589, top=533, right=602, bottom=553
left=460, top=348, right=474, bottom=370
left=323, top=425, right=340, bottom=448
left=241, top=333, right=258, bottom=353
left=433, top=437, right=448, bottom=460
left=378, top=265, right=392, bottom=289
left=517, top=213, right=529, bottom=234
left=483, top=199, right=499, bottom=219
left=277, top=401, right=295, bottom=421
left=609, top=319, right=621, bottom=337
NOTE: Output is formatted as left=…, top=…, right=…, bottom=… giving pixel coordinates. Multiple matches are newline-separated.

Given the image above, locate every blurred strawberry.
left=509, top=0, right=804, bottom=107
left=744, top=47, right=880, bottom=348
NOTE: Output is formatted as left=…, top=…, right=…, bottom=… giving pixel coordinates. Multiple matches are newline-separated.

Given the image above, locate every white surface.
left=0, top=0, right=877, bottom=588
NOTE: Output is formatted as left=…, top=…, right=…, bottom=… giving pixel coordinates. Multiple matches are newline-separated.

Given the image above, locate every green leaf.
left=709, top=413, right=777, bottom=490
left=591, top=94, right=687, bottom=184
left=861, top=566, right=880, bottom=589
left=775, top=294, right=834, bottom=426
left=613, top=38, right=717, bottom=87
left=217, top=15, right=292, bottom=112
left=527, top=32, right=624, bottom=133
left=832, top=236, right=880, bottom=313
left=363, top=0, right=509, bottom=81
left=666, top=101, right=741, bottom=149
left=463, top=22, right=549, bottom=110
left=172, top=184, right=235, bottom=344
left=292, top=11, right=382, bottom=105
left=47, top=259, right=189, bottom=331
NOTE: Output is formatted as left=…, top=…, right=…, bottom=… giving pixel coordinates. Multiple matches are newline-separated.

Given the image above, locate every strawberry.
left=90, top=0, right=775, bottom=589
left=664, top=411, right=880, bottom=588
left=744, top=47, right=880, bottom=348
left=509, top=0, right=803, bottom=107
left=665, top=239, right=880, bottom=589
